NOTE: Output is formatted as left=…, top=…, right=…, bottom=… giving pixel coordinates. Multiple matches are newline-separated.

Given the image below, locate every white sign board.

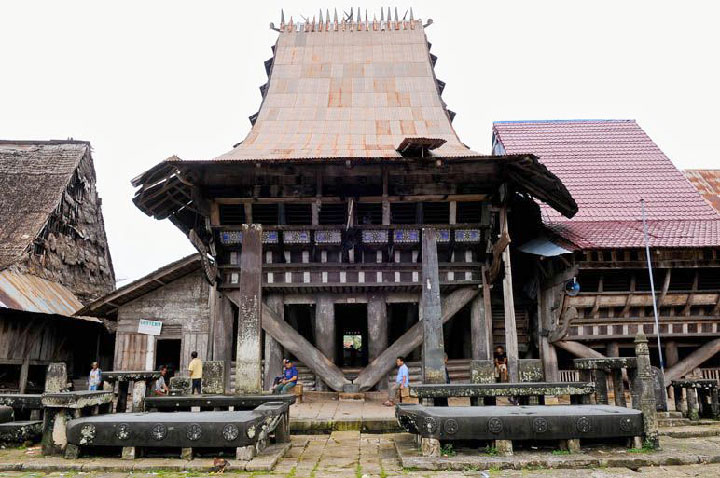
left=138, top=319, right=162, bottom=336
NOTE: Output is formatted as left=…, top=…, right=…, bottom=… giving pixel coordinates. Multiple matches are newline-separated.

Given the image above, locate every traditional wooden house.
left=130, top=13, right=579, bottom=391
left=492, top=121, right=720, bottom=381
left=78, top=254, right=212, bottom=377
left=0, top=140, right=116, bottom=390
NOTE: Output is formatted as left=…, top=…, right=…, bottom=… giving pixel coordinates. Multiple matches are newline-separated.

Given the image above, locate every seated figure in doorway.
left=273, top=359, right=298, bottom=394
left=494, top=346, right=509, bottom=383
left=154, top=365, right=170, bottom=396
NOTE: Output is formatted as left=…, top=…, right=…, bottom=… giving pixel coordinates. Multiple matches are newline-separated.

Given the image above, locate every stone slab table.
left=102, top=371, right=161, bottom=413
left=396, top=403, right=643, bottom=456
left=65, top=402, right=290, bottom=460
left=0, top=420, right=43, bottom=444
left=409, top=382, right=595, bottom=406
left=40, top=390, right=113, bottom=456
left=0, top=394, right=43, bottom=420
left=671, top=379, right=720, bottom=421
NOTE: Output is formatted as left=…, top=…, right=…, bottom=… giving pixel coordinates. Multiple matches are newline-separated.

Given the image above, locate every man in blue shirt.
left=384, top=356, right=409, bottom=406
left=273, top=359, right=298, bottom=394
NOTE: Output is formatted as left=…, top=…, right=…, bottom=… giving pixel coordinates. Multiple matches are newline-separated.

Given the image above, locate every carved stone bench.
left=64, top=401, right=290, bottom=460
left=144, top=393, right=296, bottom=412
left=396, top=403, right=643, bottom=456
left=409, top=382, right=596, bottom=406
left=671, top=379, right=720, bottom=421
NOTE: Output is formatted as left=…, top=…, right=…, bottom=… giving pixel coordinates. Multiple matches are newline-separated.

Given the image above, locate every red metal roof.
left=492, top=120, right=720, bottom=249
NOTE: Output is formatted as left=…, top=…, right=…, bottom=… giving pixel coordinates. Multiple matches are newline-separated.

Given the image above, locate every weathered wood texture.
left=115, top=269, right=210, bottom=371
left=9, top=148, right=115, bottom=304
left=665, top=337, right=720, bottom=382
left=500, top=207, right=519, bottom=382
left=421, top=228, right=445, bottom=384
left=314, top=294, right=335, bottom=391
left=235, top=225, right=263, bottom=394
left=263, top=296, right=285, bottom=390
left=261, top=300, right=350, bottom=391
left=353, top=287, right=478, bottom=391
left=555, top=340, right=606, bottom=359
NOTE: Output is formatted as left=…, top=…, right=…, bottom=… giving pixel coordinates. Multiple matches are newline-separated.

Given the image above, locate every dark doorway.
left=388, top=303, right=420, bottom=361
left=155, top=339, right=181, bottom=377
left=284, top=305, right=315, bottom=362
left=335, top=304, right=368, bottom=368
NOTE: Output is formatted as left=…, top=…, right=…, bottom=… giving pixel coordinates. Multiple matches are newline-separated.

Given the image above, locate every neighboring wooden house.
left=0, top=140, right=116, bottom=391
left=78, top=255, right=213, bottom=376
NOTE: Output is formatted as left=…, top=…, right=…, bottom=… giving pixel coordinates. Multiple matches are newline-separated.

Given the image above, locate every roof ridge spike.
left=334, top=8, right=338, bottom=24
left=319, top=9, right=323, bottom=26
left=326, top=9, right=330, bottom=26
left=280, top=9, right=285, bottom=27
left=410, top=7, right=414, bottom=21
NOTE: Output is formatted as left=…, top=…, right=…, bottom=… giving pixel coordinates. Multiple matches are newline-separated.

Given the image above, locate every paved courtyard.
left=2, top=429, right=720, bottom=478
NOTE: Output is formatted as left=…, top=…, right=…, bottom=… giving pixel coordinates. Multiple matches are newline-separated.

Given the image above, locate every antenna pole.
left=641, top=198, right=665, bottom=375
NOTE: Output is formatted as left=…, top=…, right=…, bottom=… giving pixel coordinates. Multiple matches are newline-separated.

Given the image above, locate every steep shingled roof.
left=492, top=120, right=720, bottom=249
left=215, top=16, right=473, bottom=161
left=0, top=141, right=90, bottom=269
left=685, top=170, right=720, bottom=214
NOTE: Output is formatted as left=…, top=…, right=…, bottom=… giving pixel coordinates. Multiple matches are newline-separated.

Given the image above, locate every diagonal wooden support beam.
left=261, top=300, right=351, bottom=392
left=664, top=337, right=720, bottom=383
left=554, top=340, right=606, bottom=359
left=354, top=287, right=478, bottom=391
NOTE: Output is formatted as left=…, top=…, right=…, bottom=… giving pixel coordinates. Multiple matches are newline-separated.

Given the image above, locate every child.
left=89, top=362, right=102, bottom=390
left=494, top=346, right=508, bottom=383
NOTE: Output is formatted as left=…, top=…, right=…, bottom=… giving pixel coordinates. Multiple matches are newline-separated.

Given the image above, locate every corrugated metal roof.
left=215, top=19, right=475, bottom=161
left=0, top=269, right=83, bottom=316
left=493, top=120, right=720, bottom=249
left=685, top=169, right=720, bottom=214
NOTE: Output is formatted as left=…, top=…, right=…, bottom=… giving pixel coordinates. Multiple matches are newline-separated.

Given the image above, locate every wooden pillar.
left=537, top=277, right=558, bottom=382
left=19, top=358, right=30, bottom=394
left=214, top=293, right=235, bottom=390
left=470, top=295, right=490, bottom=360
left=368, top=293, right=388, bottom=390
left=264, top=295, right=285, bottom=391
left=665, top=341, right=679, bottom=367
left=500, top=207, right=519, bottom=382
left=235, top=224, right=263, bottom=394
left=421, top=228, right=445, bottom=385
left=315, top=294, right=335, bottom=390
left=606, top=342, right=620, bottom=357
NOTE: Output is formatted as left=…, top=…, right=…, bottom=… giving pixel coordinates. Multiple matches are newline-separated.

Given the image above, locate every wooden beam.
left=264, top=295, right=285, bottom=391
left=555, top=340, right=606, bottom=359
left=421, top=228, right=445, bottom=384
left=261, top=299, right=350, bottom=391
left=500, top=206, right=519, bottom=382
left=314, top=294, right=336, bottom=390
left=664, top=337, right=720, bottom=382
left=353, top=287, right=478, bottom=391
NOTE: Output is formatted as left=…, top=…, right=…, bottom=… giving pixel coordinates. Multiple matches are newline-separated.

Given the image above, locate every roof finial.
left=410, top=8, right=414, bottom=21
left=319, top=9, right=323, bottom=25
left=387, top=6, right=391, bottom=24
left=326, top=9, right=330, bottom=25
left=380, top=8, right=384, bottom=21
left=394, top=7, right=399, bottom=22
left=280, top=9, right=285, bottom=27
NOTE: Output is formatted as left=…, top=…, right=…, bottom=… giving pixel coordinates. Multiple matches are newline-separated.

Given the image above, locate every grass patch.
left=629, top=440, right=657, bottom=454
left=440, top=443, right=456, bottom=457
left=480, top=445, right=498, bottom=456
left=355, top=462, right=363, bottom=478
left=551, top=449, right=571, bottom=455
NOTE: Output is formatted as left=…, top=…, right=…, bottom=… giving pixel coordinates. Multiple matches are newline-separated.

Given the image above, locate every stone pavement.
left=290, top=398, right=399, bottom=432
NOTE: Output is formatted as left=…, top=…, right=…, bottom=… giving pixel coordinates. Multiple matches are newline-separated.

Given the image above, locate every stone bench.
left=0, top=420, right=42, bottom=444
left=671, top=379, right=720, bottom=421
left=102, top=371, right=162, bottom=413
left=396, top=403, right=643, bottom=456
left=409, top=382, right=596, bottom=406
left=0, top=394, right=43, bottom=420
left=40, top=390, right=114, bottom=456
left=65, top=401, right=290, bottom=460
left=144, top=393, right=296, bottom=412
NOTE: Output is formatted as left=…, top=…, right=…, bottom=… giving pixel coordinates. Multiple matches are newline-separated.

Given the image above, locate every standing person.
left=384, top=356, right=409, bottom=406
left=188, top=351, right=203, bottom=395
left=88, top=362, right=102, bottom=391
left=273, top=359, right=298, bottom=394
left=154, top=365, right=170, bottom=396
left=494, top=346, right=508, bottom=383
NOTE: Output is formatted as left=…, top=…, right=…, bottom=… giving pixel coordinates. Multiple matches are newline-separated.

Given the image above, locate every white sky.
left=1, top=1, right=718, bottom=285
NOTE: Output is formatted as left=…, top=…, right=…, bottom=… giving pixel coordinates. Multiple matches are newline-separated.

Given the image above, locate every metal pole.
left=641, top=198, right=665, bottom=375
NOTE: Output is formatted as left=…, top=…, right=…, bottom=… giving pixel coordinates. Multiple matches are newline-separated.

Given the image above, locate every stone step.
left=338, top=392, right=365, bottom=402
left=658, top=411, right=684, bottom=418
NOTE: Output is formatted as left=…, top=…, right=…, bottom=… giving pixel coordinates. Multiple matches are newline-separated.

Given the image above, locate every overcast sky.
left=1, top=1, right=718, bottom=285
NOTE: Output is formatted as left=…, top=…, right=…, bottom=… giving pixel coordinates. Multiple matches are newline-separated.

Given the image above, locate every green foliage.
left=481, top=445, right=498, bottom=456
left=551, top=449, right=571, bottom=455
left=440, top=443, right=456, bottom=457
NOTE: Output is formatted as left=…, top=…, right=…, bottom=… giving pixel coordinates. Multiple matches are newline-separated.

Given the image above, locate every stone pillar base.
left=236, top=445, right=256, bottom=461
left=181, top=448, right=193, bottom=460
left=64, top=444, right=80, bottom=459
left=560, top=438, right=580, bottom=453
left=632, top=436, right=643, bottom=449
left=421, top=437, right=440, bottom=457
left=495, top=439, right=513, bottom=456
left=121, top=446, right=136, bottom=460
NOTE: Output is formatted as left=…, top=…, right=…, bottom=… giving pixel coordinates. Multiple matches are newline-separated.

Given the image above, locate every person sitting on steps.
left=273, top=359, right=298, bottom=394
left=494, top=345, right=509, bottom=383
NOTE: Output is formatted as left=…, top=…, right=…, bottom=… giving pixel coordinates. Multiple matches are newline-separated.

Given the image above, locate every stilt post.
left=421, top=228, right=445, bottom=385
left=235, top=224, right=263, bottom=394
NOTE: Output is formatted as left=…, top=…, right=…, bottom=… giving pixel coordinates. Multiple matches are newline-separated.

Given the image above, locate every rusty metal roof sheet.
left=685, top=170, right=720, bottom=214
left=216, top=18, right=476, bottom=161
left=0, top=269, right=84, bottom=316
